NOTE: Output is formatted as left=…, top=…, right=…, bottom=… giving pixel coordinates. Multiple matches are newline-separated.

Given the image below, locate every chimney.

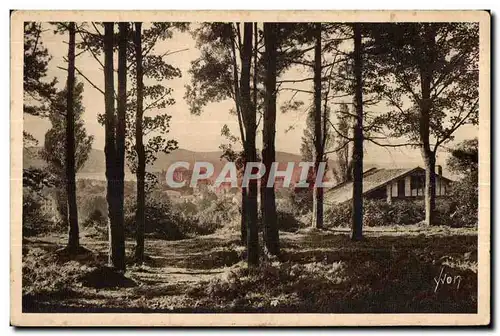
left=437, top=165, right=443, bottom=176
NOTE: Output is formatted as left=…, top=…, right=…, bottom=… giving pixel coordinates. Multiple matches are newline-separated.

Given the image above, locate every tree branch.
left=57, top=65, right=105, bottom=96
left=433, top=98, right=479, bottom=152
left=277, top=77, right=314, bottom=84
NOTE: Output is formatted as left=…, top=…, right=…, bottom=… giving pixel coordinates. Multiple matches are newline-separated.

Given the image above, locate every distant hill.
left=24, top=146, right=408, bottom=182
left=23, top=147, right=312, bottom=181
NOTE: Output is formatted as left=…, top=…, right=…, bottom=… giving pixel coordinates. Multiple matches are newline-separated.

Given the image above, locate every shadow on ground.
left=22, top=227, right=477, bottom=313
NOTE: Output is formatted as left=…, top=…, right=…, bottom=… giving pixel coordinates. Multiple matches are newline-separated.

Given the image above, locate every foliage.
left=91, top=23, right=183, bottom=185
left=23, top=167, right=54, bottom=194
left=274, top=190, right=309, bottom=231
left=41, top=81, right=94, bottom=177
left=324, top=199, right=476, bottom=228
left=443, top=138, right=479, bottom=227
left=79, top=194, right=108, bottom=232
left=123, top=194, right=229, bottom=240
left=369, top=23, right=479, bottom=149
left=300, top=105, right=335, bottom=162
left=22, top=247, right=93, bottom=300
left=22, top=167, right=57, bottom=236
left=185, top=23, right=243, bottom=116
left=447, top=138, right=478, bottom=176
left=23, top=22, right=57, bottom=117
left=83, top=209, right=107, bottom=228
left=40, top=80, right=94, bottom=225
left=331, top=103, right=352, bottom=183
left=446, top=175, right=478, bottom=227
left=22, top=192, right=49, bottom=236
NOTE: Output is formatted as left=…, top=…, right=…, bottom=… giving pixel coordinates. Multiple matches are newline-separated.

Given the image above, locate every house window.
left=410, top=175, right=425, bottom=196
left=397, top=179, right=405, bottom=197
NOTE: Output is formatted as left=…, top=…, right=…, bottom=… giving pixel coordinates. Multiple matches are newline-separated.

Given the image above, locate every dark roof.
left=324, top=166, right=451, bottom=204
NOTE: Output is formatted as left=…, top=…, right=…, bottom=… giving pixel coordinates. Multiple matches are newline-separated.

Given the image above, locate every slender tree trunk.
left=103, top=22, right=118, bottom=267
left=65, top=22, right=79, bottom=252
left=419, top=26, right=437, bottom=226
left=56, top=188, right=68, bottom=227
left=240, top=187, right=247, bottom=244
left=134, top=22, right=146, bottom=264
left=423, top=150, right=436, bottom=225
left=262, top=22, right=279, bottom=256
left=241, top=22, right=259, bottom=267
left=229, top=24, right=247, bottom=245
left=311, top=23, right=323, bottom=230
left=103, top=22, right=126, bottom=271
left=111, top=22, right=128, bottom=271
left=351, top=23, right=364, bottom=241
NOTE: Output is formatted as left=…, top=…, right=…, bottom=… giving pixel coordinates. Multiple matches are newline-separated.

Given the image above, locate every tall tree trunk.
left=311, top=23, right=323, bottom=230
left=351, top=23, right=364, bottom=241
left=103, top=22, right=118, bottom=267
left=423, top=150, right=436, bottom=225
left=419, top=26, right=437, bottom=226
left=262, top=22, right=279, bottom=256
left=112, top=22, right=128, bottom=271
left=65, top=22, right=79, bottom=252
left=240, top=22, right=259, bottom=267
left=134, top=22, right=146, bottom=264
left=55, top=188, right=68, bottom=228
left=229, top=24, right=247, bottom=245
left=240, top=187, right=247, bottom=244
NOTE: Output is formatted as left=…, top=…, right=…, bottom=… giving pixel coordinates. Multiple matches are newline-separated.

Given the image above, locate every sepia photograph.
left=11, top=10, right=490, bottom=326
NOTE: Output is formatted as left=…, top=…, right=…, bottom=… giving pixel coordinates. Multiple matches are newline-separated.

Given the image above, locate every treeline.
left=186, top=22, right=478, bottom=263
left=23, top=21, right=478, bottom=270
left=24, top=22, right=184, bottom=269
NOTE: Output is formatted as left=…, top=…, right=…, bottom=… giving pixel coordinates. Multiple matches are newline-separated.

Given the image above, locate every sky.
left=24, top=22, right=478, bottom=170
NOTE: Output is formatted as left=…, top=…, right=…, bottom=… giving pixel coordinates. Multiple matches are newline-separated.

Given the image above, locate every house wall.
left=367, top=171, right=450, bottom=203
left=399, top=174, right=448, bottom=198
left=405, top=176, right=411, bottom=196
left=391, top=182, right=398, bottom=197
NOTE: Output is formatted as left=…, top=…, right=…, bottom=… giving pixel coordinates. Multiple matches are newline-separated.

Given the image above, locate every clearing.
left=22, top=225, right=478, bottom=313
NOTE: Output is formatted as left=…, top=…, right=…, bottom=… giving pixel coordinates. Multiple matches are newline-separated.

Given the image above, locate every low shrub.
left=22, top=247, right=96, bottom=299
left=82, top=208, right=108, bottom=237
left=124, top=197, right=185, bottom=240
left=445, top=174, right=478, bottom=227
left=22, top=190, right=60, bottom=237
left=324, top=198, right=470, bottom=227
left=189, top=261, right=347, bottom=310
left=78, top=194, right=107, bottom=224
left=124, top=195, right=231, bottom=240
left=276, top=210, right=303, bottom=232
left=324, top=201, right=351, bottom=227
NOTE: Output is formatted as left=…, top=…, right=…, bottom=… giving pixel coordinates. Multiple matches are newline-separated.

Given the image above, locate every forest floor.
left=22, top=225, right=478, bottom=313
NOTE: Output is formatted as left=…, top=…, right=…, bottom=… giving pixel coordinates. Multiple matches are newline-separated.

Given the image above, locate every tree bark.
left=104, top=22, right=126, bottom=271
left=134, top=22, right=146, bottom=264
left=311, top=23, right=324, bottom=230
left=229, top=24, right=247, bottom=245
left=351, top=23, right=364, bottom=241
left=65, top=22, right=79, bottom=252
left=423, top=151, right=436, bottom=225
left=112, top=22, right=128, bottom=271
left=103, top=22, right=118, bottom=267
left=240, top=187, right=247, bottom=244
left=419, top=26, right=437, bottom=226
left=262, top=22, right=279, bottom=256
left=240, top=22, right=259, bottom=267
